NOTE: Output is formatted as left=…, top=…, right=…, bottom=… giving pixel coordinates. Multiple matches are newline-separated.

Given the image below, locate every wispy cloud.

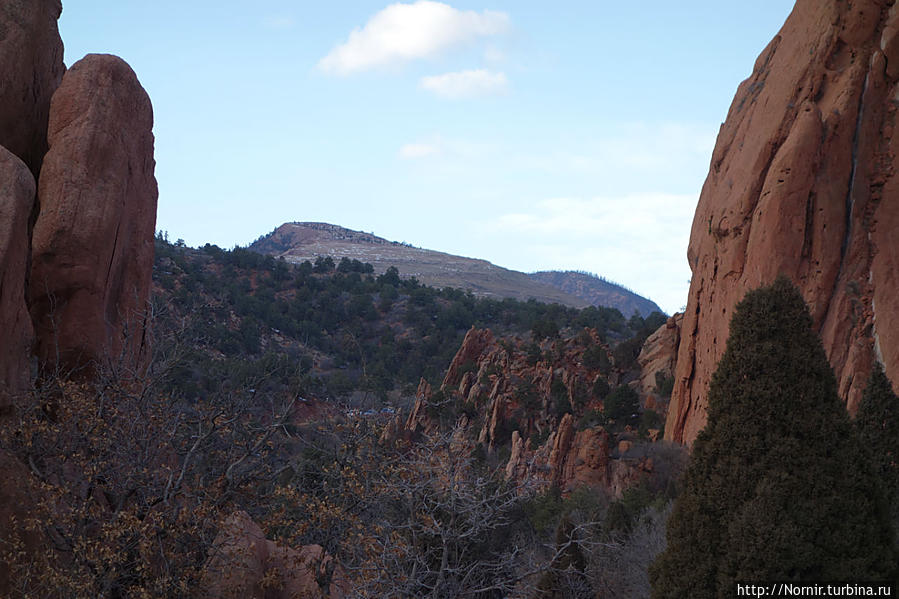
left=488, top=195, right=690, bottom=240
left=318, top=1, right=510, bottom=75
left=419, top=69, right=508, bottom=99
left=399, top=141, right=442, bottom=159
left=481, top=194, right=696, bottom=313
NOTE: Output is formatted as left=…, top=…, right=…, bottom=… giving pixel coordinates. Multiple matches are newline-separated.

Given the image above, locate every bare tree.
left=587, top=502, right=672, bottom=599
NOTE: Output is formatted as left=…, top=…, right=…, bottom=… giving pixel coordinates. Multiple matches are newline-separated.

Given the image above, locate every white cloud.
left=399, top=142, right=441, bottom=159
left=420, top=69, right=509, bottom=99
left=318, top=1, right=510, bottom=75
left=480, top=194, right=696, bottom=313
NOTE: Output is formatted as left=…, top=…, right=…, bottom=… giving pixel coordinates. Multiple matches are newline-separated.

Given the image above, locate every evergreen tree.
left=855, top=363, right=899, bottom=531
left=650, top=277, right=895, bottom=598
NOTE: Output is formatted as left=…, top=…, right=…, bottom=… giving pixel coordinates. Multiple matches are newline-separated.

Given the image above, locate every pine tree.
left=649, top=277, right=895, bottom=598
left=855, top=363, right=899, bottom=530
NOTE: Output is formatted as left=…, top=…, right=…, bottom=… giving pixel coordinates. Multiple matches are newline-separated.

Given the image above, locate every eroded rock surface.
left=30, top=54, right=158, bottom=378
left=0, top=0, right=65, bottom=175
left=668, top=0, right=899, bottom=445
left=637, top=313, right=682, bottom=401
left=203, top=511, right=344, bottom=599
left=0, top=147, right=35, bottom=410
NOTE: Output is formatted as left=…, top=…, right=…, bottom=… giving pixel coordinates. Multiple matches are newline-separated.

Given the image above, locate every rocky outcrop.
left=0, top=0, right=65, bottom=176
left=503, top=413, right=658, bottom=498
left=404, top=378, right=436, bottom=436
left=443, top=327, right=494, bottom=388
left=30, top=54, right=158, bottom=378
left=668, top=0, right=899, bottom=445
left=203, top=511, right=344, bottom=599
left=0, top=147, right=36, bottom=411
left=390, top=326, right=662, bottom=497
left=550, top=413, right=611, bottom=491
left=637, top=313, right=682, bottom=403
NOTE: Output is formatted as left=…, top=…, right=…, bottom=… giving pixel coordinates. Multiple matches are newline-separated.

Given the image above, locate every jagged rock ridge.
left=399, top=327, right=663, bottom=497
left=668, top=0, right=899, bottom=445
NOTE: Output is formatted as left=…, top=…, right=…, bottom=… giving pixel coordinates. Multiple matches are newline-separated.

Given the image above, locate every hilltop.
left=249, top=222, right=662, bottom=316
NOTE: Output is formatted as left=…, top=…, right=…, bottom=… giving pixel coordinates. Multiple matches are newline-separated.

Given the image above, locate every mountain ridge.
left=249, top=222, right=663, bottom=317
left=529, top=270, right=663, bottom=318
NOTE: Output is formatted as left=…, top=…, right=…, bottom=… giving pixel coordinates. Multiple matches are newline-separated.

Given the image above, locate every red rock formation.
left=504, top=413, right=613, bottom=493
left=669, top=0, right=899, bottom=445
left=0, top=147, right=36, bottom=411
left=410, top=327, right=659, bottom=497
left=505, top=430, right=527, bottom=480
left=477, top=393, right=507, bottom=450
left=443, top=327, right=494, bottom=388
left=609, top=454, right=654, bottom=498
left=30, top=54, right=158, bottom=378
left=637, top=313, right=682, bottom=402
left=203, top=511, right=344, bottom=599
left=554, top=414, right=611, bottom=491
left=404, top=378, right=436, bottom=435
left=0, top=0, right=65, bottom=175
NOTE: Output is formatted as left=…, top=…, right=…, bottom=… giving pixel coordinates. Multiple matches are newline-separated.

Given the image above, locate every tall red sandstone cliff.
left=0, top=148, right=35, bottom=410
left=668, top=0, right=899, bottom=445
left=0, top=0, right=64, bottom=409
left=0, top=0, right=65, bottom=176
left=30, top=54, right=159, bottom=377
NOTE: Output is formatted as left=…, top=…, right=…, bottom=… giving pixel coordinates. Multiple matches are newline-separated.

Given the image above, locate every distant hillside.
left=249, top=222, right=590, bottom=308
left=151, top=236, right=640, bottom=403
left=530, top=271, right=664, bottom=318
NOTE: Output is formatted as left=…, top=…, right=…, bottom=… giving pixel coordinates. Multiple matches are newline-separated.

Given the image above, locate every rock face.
left=443, top=327, right=495, bottom=388
left=548, top=413, right=611, bottom=490
left=402, top=326, right=659, bottom=497
left=30, top=54, right=158, bottom=377
left=0, top=0, right=65, bottom=175
left=668, top=0, right=899, bottom=445
left=404, top=378, right=437, bottom=437
left=203, top=511, right=344, bottom=599
left=637, top=313, right=682, bottom=400
left=0, top=147, right=36, bottom=410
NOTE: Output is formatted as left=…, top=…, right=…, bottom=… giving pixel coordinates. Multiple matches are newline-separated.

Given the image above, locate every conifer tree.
left=855, top=363, right=899, bottom=529
left=649, top=277, right=895, bottom=598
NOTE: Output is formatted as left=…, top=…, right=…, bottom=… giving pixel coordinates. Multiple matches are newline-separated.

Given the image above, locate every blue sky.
left=59, top=1, right=795, bottom=313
